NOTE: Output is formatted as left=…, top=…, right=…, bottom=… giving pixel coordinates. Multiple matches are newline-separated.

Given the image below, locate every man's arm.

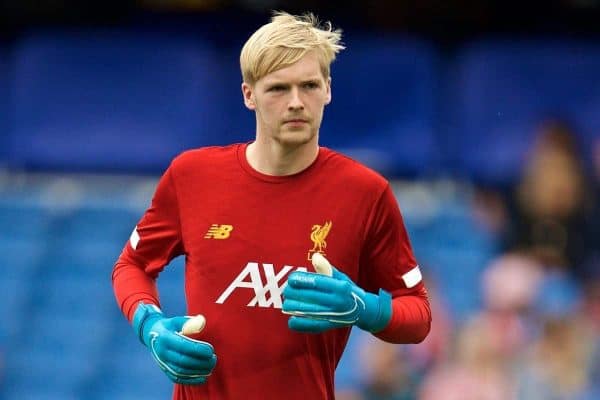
left=111, top=164, right=217, bottom=385
left=375, top=287, right=431, bottom=344
left=112, top=167, right=183, bottom=321
left=112, top=252, right=161, bottom=321
left=360, top=183, right=432, bottom=343
left=283, top=253, right=431, bottom=343
left=283, top=183, right=432, bottom=342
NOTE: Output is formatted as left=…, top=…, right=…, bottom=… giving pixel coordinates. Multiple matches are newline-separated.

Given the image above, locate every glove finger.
left=283, top=302, right=359, bottom=324
left=163, top=369, right=208, bottom=385
left=283, top=286, right=354, bottom=310
left=288, top=316, right=348, bottom=332
left=162, top=362, right=211, bottom=378
left=162, top=332, right=216, bottom=359
left=169, top=375, right=207, bottom=385
left=163, top=349, right=217, bottom=372
left=331, top=267, right=351, bottom=282
left=287, top=271, right=352, bottom=294
left=282, top=299, right=335, bottom=315
left=169, top=373, right=208, bottom=385
left=151, top=351, right=213, bottom=381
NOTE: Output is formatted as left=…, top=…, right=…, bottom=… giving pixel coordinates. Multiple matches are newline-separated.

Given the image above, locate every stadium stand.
left=320, top=35, right=441, bottom=178
left=448, top=39, right=600, bottom=185
left=0, top=46, right=8, bottom=166
left=7, top=30, right=225, bottom=173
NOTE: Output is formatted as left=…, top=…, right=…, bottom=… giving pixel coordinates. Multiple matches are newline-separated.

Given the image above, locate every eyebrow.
left=265, top=78, right=322, bottom=87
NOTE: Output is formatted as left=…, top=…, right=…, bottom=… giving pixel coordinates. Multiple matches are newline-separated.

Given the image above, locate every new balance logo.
left=216, top=262, right=307, bottom=308
left=204, top=224, right=233, bottom=239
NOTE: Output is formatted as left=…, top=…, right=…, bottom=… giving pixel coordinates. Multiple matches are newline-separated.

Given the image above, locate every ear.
left=242, top=82, right=256, bottom=110
left=324, top=76, right=332, bottom=105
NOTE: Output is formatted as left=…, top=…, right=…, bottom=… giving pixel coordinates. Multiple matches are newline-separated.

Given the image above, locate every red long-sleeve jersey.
left=112, top=143, right=431, bottom=400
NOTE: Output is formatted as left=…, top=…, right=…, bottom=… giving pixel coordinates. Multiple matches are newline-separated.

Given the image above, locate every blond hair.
left=240, top=11, right=345, bottom=84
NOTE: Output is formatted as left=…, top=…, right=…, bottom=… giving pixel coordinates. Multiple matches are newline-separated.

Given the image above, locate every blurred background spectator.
left=501, top=119, right=596, bottom=280
left=0, top=1, right=599, bottom=399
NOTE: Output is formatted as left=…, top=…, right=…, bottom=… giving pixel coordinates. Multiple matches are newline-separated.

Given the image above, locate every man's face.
left=242, top=51, right=331, bottom=148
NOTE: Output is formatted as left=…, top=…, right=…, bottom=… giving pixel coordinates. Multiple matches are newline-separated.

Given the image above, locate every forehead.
left=260, top=52, right=325, bottom=84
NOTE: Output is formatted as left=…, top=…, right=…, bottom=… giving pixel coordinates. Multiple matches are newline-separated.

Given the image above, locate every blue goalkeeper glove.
left=282, top=253, right=392, bottom=333
left=132, top=303, right=217, bottom=385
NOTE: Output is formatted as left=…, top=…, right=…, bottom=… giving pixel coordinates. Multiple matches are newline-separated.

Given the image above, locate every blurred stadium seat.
left=0, top=204, right=52, bottom=241
left=93, top=334, right=175, bottom=400
left=207, top=43, right=256, bottom=145
left=7, top=30, right=225, bottom=173
left=0, top=46, right=8, bottom=166
left=448, top=39, right=600, bottom=185
left=320, top=35, right=441, bottom=178
left=4, top=346, right=99, bottom=399
left=395, top=181, right=498, bottom=321
left=0, top=277, right=30, bottom=342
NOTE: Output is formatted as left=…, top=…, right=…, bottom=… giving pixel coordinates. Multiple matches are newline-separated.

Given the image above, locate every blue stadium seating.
left=0, top=204, right=52, bottom=241
left=49, top=206, right=139, bottom=245
left=7, top=30, right=225, bottom=173
left=0, top=46, right=8, bottom=166
left=0, top=237, right=44, bottom=279
left=448, top=39, right=600, bottom=185
left=94, top=341, right=175, bottom=400
left=156, top=255, right=188, bottom=315
left=205, top=43, right=256, bottom=145
left=31, top=276, right=113, bottom=318
left=46, top=241, right=124, bottom=280
left=397, top=183, right=498, bottom=321
left=4, top=32, right=600, bottom=181
left=320, top=35, right=441, bottom=178
left=4, top=346, right=99, bottom=399
left=0, top=278, right=30, bottom=342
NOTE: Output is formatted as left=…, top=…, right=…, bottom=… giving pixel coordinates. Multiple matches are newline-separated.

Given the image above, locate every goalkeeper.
left=112, top=10, right=431, bottom=400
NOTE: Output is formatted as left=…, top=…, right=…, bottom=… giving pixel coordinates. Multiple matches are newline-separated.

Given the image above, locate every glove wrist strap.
left=358, top=289, right=392, bottom=333
left=132, top=302, right=163, bottom=346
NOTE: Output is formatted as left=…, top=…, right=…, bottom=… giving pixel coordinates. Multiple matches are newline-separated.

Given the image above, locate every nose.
left=287, top=87, right=304, bottom=111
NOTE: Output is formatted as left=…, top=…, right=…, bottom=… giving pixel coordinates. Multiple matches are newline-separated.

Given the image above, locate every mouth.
left=284, top=119, right=308, bottom=125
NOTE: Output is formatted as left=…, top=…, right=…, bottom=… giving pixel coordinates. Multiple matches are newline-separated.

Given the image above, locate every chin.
left=277, top=129, right=316, bottom=147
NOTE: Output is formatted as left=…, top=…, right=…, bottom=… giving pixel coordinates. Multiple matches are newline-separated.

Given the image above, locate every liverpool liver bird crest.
left=308, top=221, right=332, bottom=260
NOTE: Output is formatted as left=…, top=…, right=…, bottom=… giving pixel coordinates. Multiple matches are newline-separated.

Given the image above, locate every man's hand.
left=132, top=303, right=217, bottom=385
left=282, top=253, right=392, bottom=333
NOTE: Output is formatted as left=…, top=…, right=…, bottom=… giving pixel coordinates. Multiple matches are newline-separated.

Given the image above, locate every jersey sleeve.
left=359, top=184, right=423, bottom=296
left=112, top=165, right=184, bottom=320
left=359, top=183, right=431, bottom=343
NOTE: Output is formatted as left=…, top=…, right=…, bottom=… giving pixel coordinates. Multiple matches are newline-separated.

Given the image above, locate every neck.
left=246, top=136, right=319, bottom=176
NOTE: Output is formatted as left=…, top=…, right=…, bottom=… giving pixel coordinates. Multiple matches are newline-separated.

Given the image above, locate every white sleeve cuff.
left=402, top=265, right=422, bottom=288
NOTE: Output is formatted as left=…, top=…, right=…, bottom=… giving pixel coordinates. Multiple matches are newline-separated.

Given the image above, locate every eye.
left=303, top=81, right=320, bottom=89
left=268, top=85, right=287, bottom=92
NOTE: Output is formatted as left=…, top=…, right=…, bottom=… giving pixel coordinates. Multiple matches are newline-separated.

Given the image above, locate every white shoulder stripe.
left=402, top=265, right=422, bottom=288
left=130, top=226, right=140, bottom=250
